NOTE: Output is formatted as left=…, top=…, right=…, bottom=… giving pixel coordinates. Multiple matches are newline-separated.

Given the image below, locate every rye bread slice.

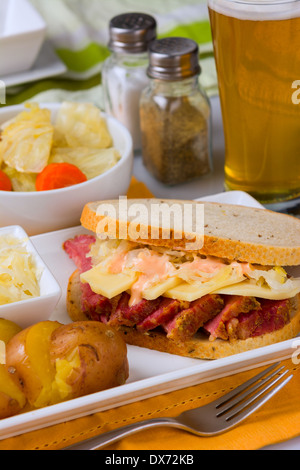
left=80, top=199, right=300, bottom=266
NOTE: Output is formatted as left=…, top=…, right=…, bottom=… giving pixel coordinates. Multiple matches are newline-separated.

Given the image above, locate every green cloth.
left=4, top=0, right=217, bottom=107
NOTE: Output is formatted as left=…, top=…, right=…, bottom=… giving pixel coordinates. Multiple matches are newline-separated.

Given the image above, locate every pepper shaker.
left=102, top=13, right=157, bottom=151
left=140, top=37, right=212, bottom=185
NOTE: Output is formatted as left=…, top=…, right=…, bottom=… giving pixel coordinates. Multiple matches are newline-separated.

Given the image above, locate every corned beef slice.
left=204, top=296, right=261, bottom=340
left=81, top=282, right=111, bottom=315
left=108, top=293, right=133, bottom=327
left=164, top=294, right=224, bottom=342
left=64, top=235, right=96, bottom=273
left=137, top=298, right=189, bottom=331
left=109, top=292, right=161, bottom=327
left=81, top=283, right=121, bottom=322
left=64, top=235, right=118, bottom=321
left=228, top=299, right=291, bottom=340
left=64, top=236, right=292, bottom=344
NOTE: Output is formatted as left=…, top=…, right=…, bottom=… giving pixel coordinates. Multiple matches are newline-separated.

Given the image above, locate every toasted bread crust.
left=67, top=270, right=300, bottom=360
left=80, top=199, right=300, bottom=266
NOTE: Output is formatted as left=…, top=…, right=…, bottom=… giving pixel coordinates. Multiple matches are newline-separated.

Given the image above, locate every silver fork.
left=63, top=362, right=292, bottom=450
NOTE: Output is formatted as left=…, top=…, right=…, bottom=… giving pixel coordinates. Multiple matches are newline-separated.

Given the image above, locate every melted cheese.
left=214, top=278, right=300, bottom=300
left=165, top=266, right=245, bottom=302
left=80, top=267, right=138, bottom=299
left=142, top=277, right=182, bottom=300
left=81, top=239, right=300, bottom=304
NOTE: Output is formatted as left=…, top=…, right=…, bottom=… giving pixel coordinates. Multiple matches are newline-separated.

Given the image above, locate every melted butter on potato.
left=6, top=321, right=62, bottom=409
left=49, top=322, right=129, bottom=400
left=53, top=348, right=81, bottom=400
left=0, top=319, right=27, bottom=419
left=4, top=321, right=129, bottom=414
left=0, top=319, right=22, bottom=344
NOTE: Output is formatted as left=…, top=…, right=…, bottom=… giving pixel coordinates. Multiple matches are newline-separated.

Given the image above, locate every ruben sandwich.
left=64, top=199, right=300, bottom=359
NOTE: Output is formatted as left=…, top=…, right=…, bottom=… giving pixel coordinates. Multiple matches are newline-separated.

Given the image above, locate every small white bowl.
left=0, top=0, right=47, bottom=76
left=0, top=225, right=61, bottom=328
left=0, top=103, right=134, bottom=236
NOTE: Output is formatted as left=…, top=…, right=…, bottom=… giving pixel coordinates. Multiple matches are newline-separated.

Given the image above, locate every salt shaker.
left=140, top=37, right=212, bottom=185
left=102, top=13, right=157, bottom=151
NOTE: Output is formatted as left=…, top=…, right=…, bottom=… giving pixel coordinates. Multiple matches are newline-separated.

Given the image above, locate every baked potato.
left=0, top=319, right=27, bottom=418
left=0, top=319, right=22, bottom=344
left=5, top=320, right=129, bottom=411
left=0, top=365, right=27, bottom=419
left=49, top=321, right=129, bottom=400
left=6, top=321, right=62, bottom=409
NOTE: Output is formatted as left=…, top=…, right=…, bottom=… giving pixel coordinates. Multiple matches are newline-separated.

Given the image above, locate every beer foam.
left=208, top=0, right=300, bottom=20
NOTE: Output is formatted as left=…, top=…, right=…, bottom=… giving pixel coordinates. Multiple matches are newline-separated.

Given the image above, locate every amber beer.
left=208, top=0, right=300, bottom=207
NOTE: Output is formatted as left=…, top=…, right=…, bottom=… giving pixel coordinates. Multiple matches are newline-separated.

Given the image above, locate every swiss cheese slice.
left=214, top=278, right=300, bottom=300
left=142, top=277, right=182, bottom=300
left=165, top=267, right=245, bottom=302
left=80, top=267, right=138, bottom=299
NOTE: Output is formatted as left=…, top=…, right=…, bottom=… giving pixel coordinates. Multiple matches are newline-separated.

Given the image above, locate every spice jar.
left=102, top=13, right=157, bottom=151
left=140, top=37, right=212, bottom=185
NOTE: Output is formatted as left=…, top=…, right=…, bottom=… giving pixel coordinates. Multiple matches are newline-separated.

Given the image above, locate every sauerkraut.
left=0, top=235, right=42, bottom=305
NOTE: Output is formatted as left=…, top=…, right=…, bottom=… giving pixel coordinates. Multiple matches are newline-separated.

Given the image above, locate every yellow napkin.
left=0, top=179, right=299, bottom=450
left=0, top=358, right=299, bottom=450
left=126, top=176, right=155, bottom=199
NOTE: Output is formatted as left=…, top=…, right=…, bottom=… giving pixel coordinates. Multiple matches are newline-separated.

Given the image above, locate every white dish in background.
left=0, top=0, right=46, bottom=76
left=0, top=191, right=298, bottom=440
left=197, top=189, right=264, bottom=209
left=1, top=41, right=67, bottom=88
left=0, top=226, right=61, bottom=329
left=0, top=103, right=134, bottom=236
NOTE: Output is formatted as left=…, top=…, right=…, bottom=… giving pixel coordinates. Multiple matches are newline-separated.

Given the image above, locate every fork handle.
left=63, top=417, right=179, bottom=450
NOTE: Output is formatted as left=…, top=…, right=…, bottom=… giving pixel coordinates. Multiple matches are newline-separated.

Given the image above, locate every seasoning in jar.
left=102, top=13, right=157, bottom=151
left=140, top=37, right=212, bottom=185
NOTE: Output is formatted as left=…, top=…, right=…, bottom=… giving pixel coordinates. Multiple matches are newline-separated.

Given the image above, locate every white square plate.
left=0, top=191, right=298, bottom=440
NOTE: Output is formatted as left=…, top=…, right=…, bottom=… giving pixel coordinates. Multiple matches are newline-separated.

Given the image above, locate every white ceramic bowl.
left=0, top=225, right=61, bottom=328
left=0, top=103, right=134, bottom=236
left=0, top=0, right=47, bottom=76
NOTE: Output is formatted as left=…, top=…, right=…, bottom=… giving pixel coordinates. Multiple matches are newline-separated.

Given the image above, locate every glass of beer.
left=208, top=0, right=300, bottom=211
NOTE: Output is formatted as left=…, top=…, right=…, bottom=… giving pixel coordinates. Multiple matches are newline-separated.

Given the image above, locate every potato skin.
left=0, top=392, right=20, bottom=420
left=49, top=321, right=129, bottom=398
left=0, top=365, right=27, bottom=419
left=2, top=320, right=129, bottom=418
left=0, top=320, right=28, bottom=418
left=6, top=321, right=62, bottom=408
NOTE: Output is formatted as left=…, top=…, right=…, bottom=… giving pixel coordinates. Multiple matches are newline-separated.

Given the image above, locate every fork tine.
left=213, top=362, right=281, bottom=408
left=223, top=373, right=293, bottom=426
left=216, top=364, right=286, bottom=415
left=219, top=368, right=291, bottom=419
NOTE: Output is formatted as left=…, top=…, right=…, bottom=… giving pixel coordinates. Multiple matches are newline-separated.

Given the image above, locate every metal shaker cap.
left=147, top=37, right=201, bottom=81
left=108, top=13, right=157, bottom=53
